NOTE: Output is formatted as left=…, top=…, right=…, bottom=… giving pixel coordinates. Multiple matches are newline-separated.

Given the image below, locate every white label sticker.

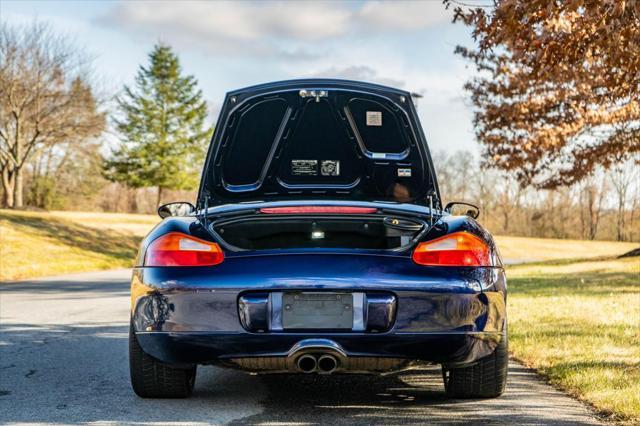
left=291, top=160, right=318, bottom=176
left=366, top=111, right=382, bottom=126
left=398, top=168, right=412, bottom=177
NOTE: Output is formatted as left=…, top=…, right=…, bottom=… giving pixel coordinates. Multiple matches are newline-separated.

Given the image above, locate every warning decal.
left=366, top=111, right=382, bottom=126
left=291, top=160, right=318, bottom=176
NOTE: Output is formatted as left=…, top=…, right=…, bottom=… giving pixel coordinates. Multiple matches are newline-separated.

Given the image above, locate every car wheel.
left=129, top=323, right=196, bottom=398
left=442, top=333, right=508, bottom=398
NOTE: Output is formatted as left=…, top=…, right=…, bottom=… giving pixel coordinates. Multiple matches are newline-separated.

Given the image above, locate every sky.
left=1, top=0, right=481, bottom=154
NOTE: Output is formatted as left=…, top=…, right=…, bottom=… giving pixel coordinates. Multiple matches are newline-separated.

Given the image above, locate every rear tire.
left=442, top=334, right=508, bottom=398
left=129, top=324, right=196, bottom=398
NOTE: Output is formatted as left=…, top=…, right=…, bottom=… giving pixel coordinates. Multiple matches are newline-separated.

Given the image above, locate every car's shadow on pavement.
left=227, top=363, right=601, bottom=425
left=1, top=270, right=131, bottom=295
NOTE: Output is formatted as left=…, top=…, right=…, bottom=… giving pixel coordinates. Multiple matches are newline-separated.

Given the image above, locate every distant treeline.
left=5, top=148, right=637, bottom=243
left=432, top=151, right=639, bottom=242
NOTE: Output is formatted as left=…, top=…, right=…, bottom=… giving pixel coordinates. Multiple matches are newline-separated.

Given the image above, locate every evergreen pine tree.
left=105, top=43, right=210, bottom=207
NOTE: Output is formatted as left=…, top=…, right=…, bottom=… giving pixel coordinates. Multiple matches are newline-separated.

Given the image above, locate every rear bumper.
left=130, top=254, right=507, bottom=368
left=135, top=330, right=504, bottom=367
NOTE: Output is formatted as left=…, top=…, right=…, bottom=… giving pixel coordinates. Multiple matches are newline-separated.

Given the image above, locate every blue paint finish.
left=131, top=252, right=506, bottom=366
left=132, top=212, right=507, bottom=368
left=363, top=293, right=396, bottom=332
left=139, top=254, right=496, bottom=292
left=238, top=293, right=270, bottom=331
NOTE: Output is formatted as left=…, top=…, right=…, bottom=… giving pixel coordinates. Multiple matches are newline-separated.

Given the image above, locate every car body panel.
left=131, top=249, right=506, bottom=367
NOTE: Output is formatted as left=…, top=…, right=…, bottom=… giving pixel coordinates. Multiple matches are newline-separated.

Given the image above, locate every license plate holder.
left=282, top=292, right=353, bottom=330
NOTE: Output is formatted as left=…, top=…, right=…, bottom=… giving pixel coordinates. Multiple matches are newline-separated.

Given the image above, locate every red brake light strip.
left=260, top=206, right=377, bottom=214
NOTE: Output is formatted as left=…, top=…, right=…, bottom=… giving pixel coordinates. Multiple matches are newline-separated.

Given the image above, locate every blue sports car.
left=129, top=79, right=508, bottom=398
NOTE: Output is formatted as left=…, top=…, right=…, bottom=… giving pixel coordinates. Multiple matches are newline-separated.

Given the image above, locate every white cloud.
left=357, top=1, right=452, bottom=32
left=98, top=0, right=453, bottom=59
left=308, top=65, right=406, bottom=89
left=248, top=2, right=352, bottom=41
left=99, top=1, right=351, bottom=58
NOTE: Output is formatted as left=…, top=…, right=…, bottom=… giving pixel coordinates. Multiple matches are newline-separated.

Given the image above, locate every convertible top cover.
left=198, top=79, right=440, bottom=206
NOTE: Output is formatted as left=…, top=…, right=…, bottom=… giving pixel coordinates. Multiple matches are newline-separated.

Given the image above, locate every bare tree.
left=411, top=149, right=638, bottom=242
left=579, top=174, right=608, bottom=241
left=0, top=22, right=105, bottom=208
left=497, top=176, right=522, bottom=233
left=610, top=160, right=638, bottom=241
left=472, top=165, right=498, bottom=225
left=629, top=184, right=640, bottom=242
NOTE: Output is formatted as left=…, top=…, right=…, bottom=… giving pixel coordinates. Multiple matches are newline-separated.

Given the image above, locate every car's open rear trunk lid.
left=198, top=79, right=440, bottom=208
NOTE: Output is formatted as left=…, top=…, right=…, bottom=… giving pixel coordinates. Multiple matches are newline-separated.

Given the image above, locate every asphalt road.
left=1, top=269, right=603, bottom=425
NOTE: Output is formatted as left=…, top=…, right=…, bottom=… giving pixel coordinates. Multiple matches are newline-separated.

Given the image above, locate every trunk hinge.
left=428, top=195, right=434, bottom=226
left=198, top=195, right=216, bottom=239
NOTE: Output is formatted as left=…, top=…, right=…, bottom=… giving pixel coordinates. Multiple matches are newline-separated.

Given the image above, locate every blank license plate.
left=282, top=292, right=353, bottom=329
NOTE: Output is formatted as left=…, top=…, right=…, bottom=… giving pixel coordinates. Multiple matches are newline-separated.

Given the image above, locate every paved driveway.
left=0, top=270, right=602, bottom=425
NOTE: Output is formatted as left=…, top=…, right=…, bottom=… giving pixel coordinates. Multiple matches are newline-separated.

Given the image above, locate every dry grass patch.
left=507, top=256, right=640, bottom=422
left=0, top=210, right=158, bottom=281
left=47, top=210, right=157, bottom=236
left=496, top=235, right=637, bottom=263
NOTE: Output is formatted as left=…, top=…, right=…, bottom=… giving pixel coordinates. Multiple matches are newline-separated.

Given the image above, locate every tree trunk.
left=617, top=201, right=625, bottom=241
left=502, top=208, right=510, bottom=233
left=13, top=167, right=24, bottom=209
left=1, top=167, right=15, bottom=208
left=13, top=114, right=23, bottom=209
left=157, top=186, right=163, bottom=208
left=128, top=187, right=138, bottom=213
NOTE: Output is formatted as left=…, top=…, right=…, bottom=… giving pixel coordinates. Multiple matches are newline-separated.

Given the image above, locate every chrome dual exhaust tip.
left=317, top=355, right=338, bottom=374
left=296, top=354, right=339, bottom=374
left=296, top=354, right=318, bottom=373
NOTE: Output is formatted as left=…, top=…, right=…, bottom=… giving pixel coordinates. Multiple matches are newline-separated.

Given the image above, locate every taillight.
left=144, top=233, right=224, bottom=267
left=412, top=232, right=491, bottom=266
left=260, top=206, right=377, bottom=214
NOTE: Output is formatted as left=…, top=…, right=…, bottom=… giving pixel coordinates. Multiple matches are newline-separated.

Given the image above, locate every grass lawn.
left=507, top=256, right=640, bottom=423
left=0, top=209, right=158, bottom=281
left=495, top=235, right=638, bottom=263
